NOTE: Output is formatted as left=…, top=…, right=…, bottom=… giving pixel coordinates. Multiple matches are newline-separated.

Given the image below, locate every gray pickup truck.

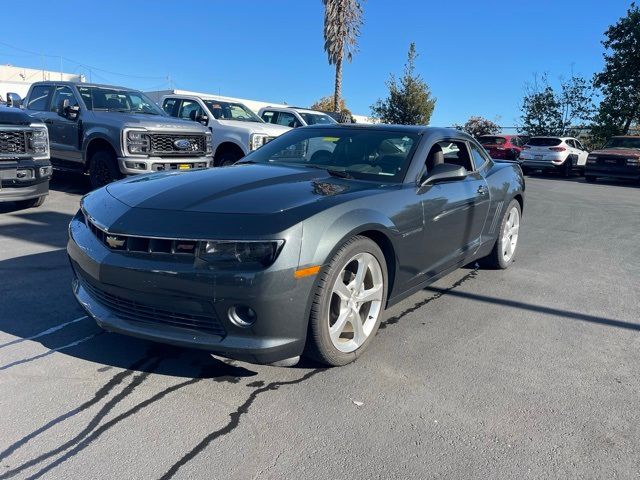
left=15, top=81, right=212, bottom=188
left=0, top=104, right=52, bottom=208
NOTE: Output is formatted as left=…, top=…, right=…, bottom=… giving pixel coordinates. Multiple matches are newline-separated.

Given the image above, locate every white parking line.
left=0, top=316, right=89, bottom=350
left=0, top=332, right=100, bottom=372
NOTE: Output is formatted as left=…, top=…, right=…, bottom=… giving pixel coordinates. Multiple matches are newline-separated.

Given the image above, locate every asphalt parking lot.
left=0, top=173, right=639, bottom=479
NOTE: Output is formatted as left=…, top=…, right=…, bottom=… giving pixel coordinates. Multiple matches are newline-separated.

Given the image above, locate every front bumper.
left=585, top=164, right=640, bottom=181
left=117, top=155, right=213, bottom=175
left=67, top=213, right=314, bottom=364
left=0, top=159, right=51, bottom=203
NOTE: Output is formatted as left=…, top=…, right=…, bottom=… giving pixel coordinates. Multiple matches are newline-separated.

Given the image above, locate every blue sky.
left=0, top=0, right=632, bottom=126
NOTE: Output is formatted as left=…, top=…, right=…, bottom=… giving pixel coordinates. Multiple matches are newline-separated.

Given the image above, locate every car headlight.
left=126, top=130, right=151, bottom=155
left=205, top=132, right=213, bottom=154
left=29, top=126, right=49, bottom=158
left=199, top=240, right=284, bottom=267
left=250, top=133, right=270, bottom=151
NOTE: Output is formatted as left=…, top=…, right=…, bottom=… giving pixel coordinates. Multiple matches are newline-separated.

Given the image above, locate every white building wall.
left=0, top=65, right=84, bottom=100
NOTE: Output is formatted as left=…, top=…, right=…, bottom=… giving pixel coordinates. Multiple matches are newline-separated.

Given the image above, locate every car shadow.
left=0, top=210, right=75, bottom=249
left=49, top=171, right=93, bottom=195
left=0, top=249, right=257, bottom=379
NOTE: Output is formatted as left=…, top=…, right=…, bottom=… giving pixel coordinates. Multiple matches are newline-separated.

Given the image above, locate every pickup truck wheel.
left=481, top=199, right=521, bottom=270
left=215, top=150, right=243, bottom=167
left=89, top=150, right=121, bottom=189
left=305, top=236, right=387, bottom=367
left=15, top=196, right=46, bottom=209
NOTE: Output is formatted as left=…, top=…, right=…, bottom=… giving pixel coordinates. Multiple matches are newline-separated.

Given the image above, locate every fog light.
left=228, top=305, right=257, bottom=328
left=16, top=169, right=33, bottom=179
left=39, top=166, right=52, bottom=177
left=124, top=161, right=147, bottom=170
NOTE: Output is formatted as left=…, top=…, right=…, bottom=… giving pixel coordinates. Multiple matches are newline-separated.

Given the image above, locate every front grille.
left=86, top=216, right=198, bottom=256
left=596, top=155, right=627, bottom=166
left=81, top=278, right=226, bottom=336
left=149, top=133, right=206, bottom=156
left=0, top=130, right=27, bottom=156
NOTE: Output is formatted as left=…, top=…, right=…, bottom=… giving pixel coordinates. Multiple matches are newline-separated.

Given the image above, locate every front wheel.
left=305, top=236, right=388, bottom=366
left=481, top=199, right=521, bottom=269
left=89, top=150, right=121, bottom=189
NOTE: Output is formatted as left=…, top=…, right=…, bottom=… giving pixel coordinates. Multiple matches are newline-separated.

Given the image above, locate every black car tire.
left=305, top=236, right=388, bottom=367
left=562, top=156, right=573, bottom=178
left=216, top=150, right=243, bottom=167
left=585, top=175, right=597, bottom=183
left=15, top=195, right=46, bottom=209
left=89, top=150, right=121, bottom=189
left=481, top=199, right=521, bottom=270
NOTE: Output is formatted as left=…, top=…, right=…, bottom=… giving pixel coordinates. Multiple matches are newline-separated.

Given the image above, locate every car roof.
left=304, top=124, right=471, bottom=138
left=31, top=80, right=135, bottom=91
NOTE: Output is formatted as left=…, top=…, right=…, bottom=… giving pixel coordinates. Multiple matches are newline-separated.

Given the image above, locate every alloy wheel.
left=502, top=206, right=520, bottom=262
left=327, top=252, right=384, bottom=353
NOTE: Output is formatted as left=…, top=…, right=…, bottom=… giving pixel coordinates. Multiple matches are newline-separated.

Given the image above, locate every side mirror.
left=421, top=163, right=468, bottom=186
left=58, top=99, right=80, bottom=120
left=196, top=113, right=208, bottom=126
left=6, top=92, right=22, bottom=108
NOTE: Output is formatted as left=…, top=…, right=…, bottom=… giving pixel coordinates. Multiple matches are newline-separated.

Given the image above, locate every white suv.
left=258, top=106, right=337, bottom=128
left=161, top=95, right=291, bottom=166
left=519, top=136, right=589, bottom=177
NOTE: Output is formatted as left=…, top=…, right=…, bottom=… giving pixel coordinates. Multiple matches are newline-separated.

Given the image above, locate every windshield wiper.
left=304, top=164, right=352, bottom=178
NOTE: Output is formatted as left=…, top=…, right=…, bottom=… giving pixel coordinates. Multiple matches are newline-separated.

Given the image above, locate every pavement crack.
left=379, top=266, right=478, bottom=330
left=158, top=368, right=324, bottom=480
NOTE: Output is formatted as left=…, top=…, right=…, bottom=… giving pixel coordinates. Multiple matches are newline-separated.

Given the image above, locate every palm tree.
left=322, top=0, right=364, bottom=112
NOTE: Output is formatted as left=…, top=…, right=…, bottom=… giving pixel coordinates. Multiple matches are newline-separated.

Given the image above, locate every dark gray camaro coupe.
left=68, top=125, right=525, bottom=366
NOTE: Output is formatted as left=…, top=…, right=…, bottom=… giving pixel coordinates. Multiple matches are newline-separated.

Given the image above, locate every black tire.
left=585, top=175, right=597, bottom=183
left=89, top=150, right=121, bottom=189
left=480, top=199, right=521, bottom=270
left=15, top=195, right=46, bottom=209
left=561, top=156, right=573, bottom=178
left=215, top=149, right=243, bottom=167
left=305, top=236, right=388, bottom=367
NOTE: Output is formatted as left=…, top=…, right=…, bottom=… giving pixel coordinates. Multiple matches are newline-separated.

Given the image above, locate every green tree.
left=310, top=95, right=353, bottom=119
left=453, top=116, right=501, bottom=138
left=370, top=42, right=436, bottom=125
left=322, top=0, right=364, bottom=112
left=592, top=2, right=640, bottom=140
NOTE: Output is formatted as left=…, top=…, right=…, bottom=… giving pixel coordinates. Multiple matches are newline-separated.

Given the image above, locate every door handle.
left=477, top=185, right=488, bottom=195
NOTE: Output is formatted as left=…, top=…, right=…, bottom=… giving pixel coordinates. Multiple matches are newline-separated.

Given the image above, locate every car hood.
left=89, top=111, right=207, bottom=132
left=105, top=164, right=380, bottom=215
left=590, top=148, right=640, bottom=157
left=0, top=106, right=43, bottom=125
left=216, top=119, right=291, bottom=136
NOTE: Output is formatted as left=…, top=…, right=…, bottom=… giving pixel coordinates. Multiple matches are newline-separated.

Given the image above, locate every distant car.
left=478, top=135, right=527, bottom=160
left=519, top=136, right=589, bottom=177
left=585, top=136, right=640, bottom=183
left=161, top=94, right=290, bottom=166
left=0, top=105, right=52, bottom=208
left=68, top=125, right=525, bottom=367
left=258, top=106, right=338, bottom=128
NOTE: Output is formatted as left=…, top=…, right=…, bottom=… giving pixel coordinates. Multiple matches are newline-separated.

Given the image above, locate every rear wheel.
left=562, top=156, right=573, bottom=178
left=15, top=196, right=46, bottom=209
left=481, top=199, right=521, bottom=269
left=306, top=236, right=387, bottom=366
left=89, top=150, right=121, bottom=189
left=585, top=175, right=597, bottom=183
left=215, top=148, right=243, bottom=167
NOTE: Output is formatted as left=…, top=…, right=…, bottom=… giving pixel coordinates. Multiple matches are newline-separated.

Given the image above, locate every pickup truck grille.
left=149, top=133, right=206, bottom=156
left=0, top=130, right=27, bottom=156
left=595, top=155, right=627, bottom=166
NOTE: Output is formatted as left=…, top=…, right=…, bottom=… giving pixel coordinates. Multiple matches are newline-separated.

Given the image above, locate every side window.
left=50, top=86, right=78, bottom=113
left=574, top=140, right=585, bottom=150
left=566, top=139, right=575, bottom=148
left=275, top=112, right=300, bottom=128
left=425, top=140, right=474, bottom=174
left=261, top=110, right=277, bottom=123
left=26, top=85, right=53, bottom=111
left=468, top=142, right=490, bottom=170
left=162, top=98, right=178, bottom=116
left=177, top=100, right=203, bottom=121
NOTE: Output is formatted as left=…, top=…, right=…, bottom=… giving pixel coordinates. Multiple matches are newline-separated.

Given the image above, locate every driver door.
left=47, top=85, right=82, bottom=163
left=418, top=140, right=491, bottom=278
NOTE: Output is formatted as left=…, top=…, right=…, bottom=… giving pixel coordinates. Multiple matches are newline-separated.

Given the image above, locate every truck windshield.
left=603, top=137, right=640, bottom=149
left=299, top=112, right=337, bottom=125
left=203, top=100, right=263, bottom=123
left=78, top=87, right=163, bottom=115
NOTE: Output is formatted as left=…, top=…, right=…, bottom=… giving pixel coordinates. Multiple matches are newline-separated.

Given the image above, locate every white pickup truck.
left=160, top=94, right=291, bottom=166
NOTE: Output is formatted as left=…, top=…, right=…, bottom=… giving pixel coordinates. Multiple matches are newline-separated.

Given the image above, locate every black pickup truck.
left=0, top=106, right=51, bottom=209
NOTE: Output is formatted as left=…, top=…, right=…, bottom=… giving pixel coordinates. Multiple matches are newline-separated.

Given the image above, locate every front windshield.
left=203, top=100, right=263, bottom=123
left=603, top=137, right=640, bottom=149
left=78, top=87, right=164, bottom=115
left=299, top=112, right=337, bottom=125
left=241, top=128, right=418, bottom=182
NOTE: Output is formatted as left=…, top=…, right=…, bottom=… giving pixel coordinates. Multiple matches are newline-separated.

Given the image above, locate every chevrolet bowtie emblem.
left=106, top=235, right=125, bottom=249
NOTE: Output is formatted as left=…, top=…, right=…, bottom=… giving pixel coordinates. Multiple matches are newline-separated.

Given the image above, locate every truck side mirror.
left=6, top=92, right=22, bottom=108
left=196, top=113, right=208, bottom=126
left=58, top=99, right=80, bottom=120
